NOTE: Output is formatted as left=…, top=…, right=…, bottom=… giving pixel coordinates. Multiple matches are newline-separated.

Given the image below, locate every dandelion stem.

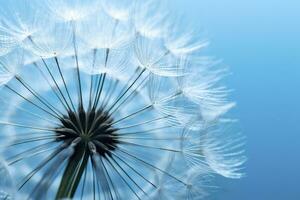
left=56, top=143, right=89, bottom=199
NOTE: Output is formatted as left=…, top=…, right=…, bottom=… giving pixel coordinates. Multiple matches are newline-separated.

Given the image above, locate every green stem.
left=56, top=143, right=89, bottom=199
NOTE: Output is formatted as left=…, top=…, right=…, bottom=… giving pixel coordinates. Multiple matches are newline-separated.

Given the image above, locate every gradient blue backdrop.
left=174, top=1, right=300, bottom=199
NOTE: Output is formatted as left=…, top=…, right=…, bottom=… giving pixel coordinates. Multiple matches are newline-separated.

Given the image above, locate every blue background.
left=174, top=1, right=300, bottom=200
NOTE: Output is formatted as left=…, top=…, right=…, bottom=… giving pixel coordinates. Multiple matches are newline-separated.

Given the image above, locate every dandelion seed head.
left=0, top=0, right=245, bottom=199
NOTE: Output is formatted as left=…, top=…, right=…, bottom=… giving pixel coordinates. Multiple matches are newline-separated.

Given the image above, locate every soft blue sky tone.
left=174, top=1, right=300, bottom=199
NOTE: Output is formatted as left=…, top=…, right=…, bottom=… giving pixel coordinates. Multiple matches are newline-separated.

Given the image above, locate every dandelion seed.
left=0, top=0, right=245, bottom=199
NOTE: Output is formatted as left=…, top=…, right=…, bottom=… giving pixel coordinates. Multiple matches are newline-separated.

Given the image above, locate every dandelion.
left=0, top=0, right=245, bottom=199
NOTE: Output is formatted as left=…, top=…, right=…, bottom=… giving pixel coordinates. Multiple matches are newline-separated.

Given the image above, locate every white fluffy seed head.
left=0, top=0, right=245, bottom=199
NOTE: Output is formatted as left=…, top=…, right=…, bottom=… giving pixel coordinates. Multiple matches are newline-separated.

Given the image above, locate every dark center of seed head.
left=55, top=107, right=119, bottom=157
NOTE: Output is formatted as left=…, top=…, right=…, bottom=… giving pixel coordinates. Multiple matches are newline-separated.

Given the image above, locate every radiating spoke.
left=0, top=97, right=59, bottom=125
left=109, top=73, right=149, bottom=116
left=4, top=85, right=60, bottom=119
left=111, top=104, right=153, bottom=126
left=117, top=116, right=169, bottom=130
left=119, top=141, right=181, bottom=153
left=118, top=125, right=172, bottom=136
left=71, top=21, right=83, bottom=107
left=7, top=141, right=57, bottom=165
left=33, top=62, right=70, bottom=112
left=116, top=146, right=187, bottom=186
left=93, top=48, right=110, bottom=109
left=18, top=143, right=69, bottom=190
left=54, top=56, right=76, bottom=111
left=107, top=68, right=146, bottom=112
